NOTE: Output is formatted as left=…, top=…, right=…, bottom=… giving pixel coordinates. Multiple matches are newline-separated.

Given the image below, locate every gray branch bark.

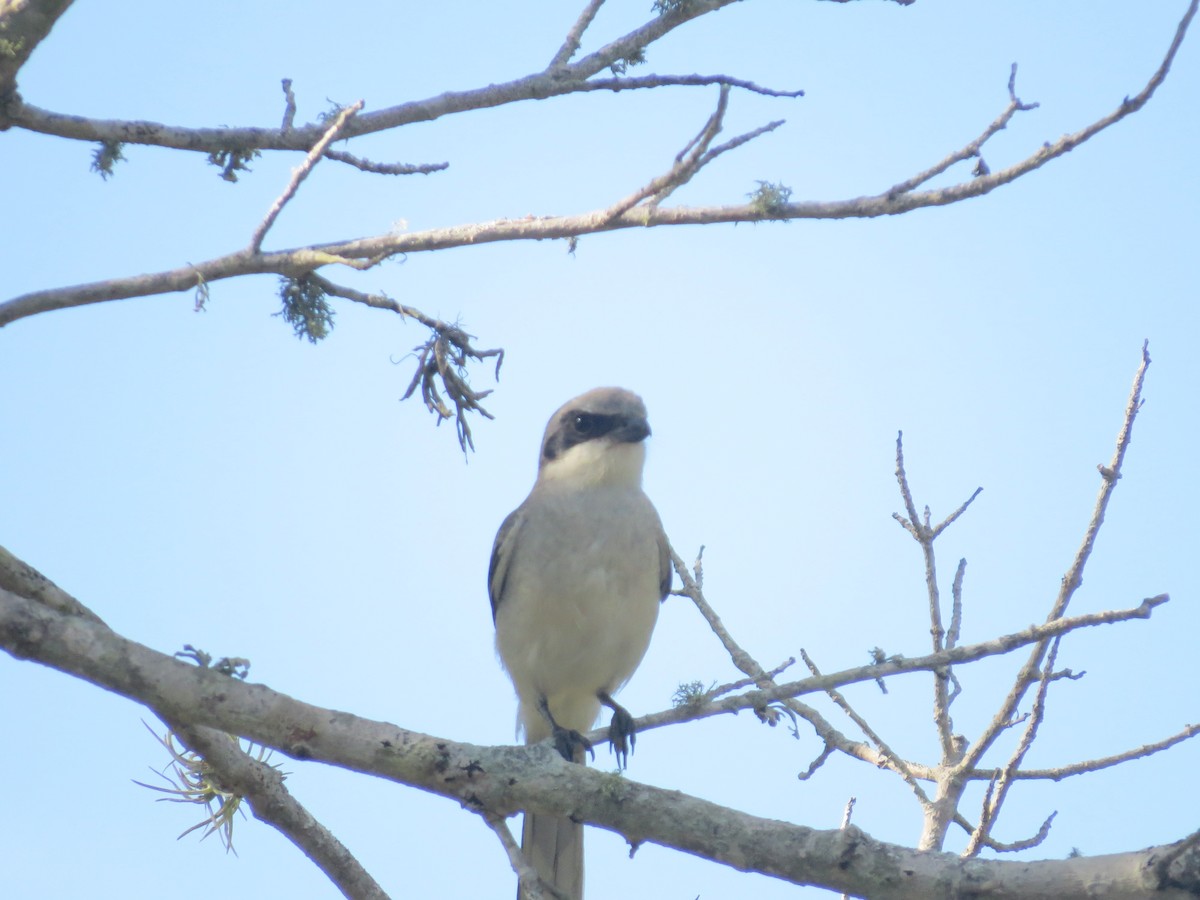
left=1, top=1, right=1194, bottom=331
left=2, top=578, right=1195, bottom=899
left=0, top=0, right=73, bottom=108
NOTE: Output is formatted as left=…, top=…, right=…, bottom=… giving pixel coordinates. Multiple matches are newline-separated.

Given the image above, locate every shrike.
left=489, top=387, right=670, bottom=900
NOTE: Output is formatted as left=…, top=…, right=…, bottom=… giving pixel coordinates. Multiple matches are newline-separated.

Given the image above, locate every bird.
left=489, top=387, right=671, bottom=900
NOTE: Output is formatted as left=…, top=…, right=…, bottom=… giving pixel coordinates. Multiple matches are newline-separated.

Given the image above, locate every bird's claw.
left=607, top=704, right=637, bottom=770
left=552, top=725, right=594, bottom=763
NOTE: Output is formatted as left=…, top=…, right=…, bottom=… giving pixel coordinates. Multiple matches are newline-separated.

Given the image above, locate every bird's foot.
left=599, top=691, right=637, bottom=770
left=551, top=725, right=594, bottom=764
left=538, top=696, right=595, bottom=763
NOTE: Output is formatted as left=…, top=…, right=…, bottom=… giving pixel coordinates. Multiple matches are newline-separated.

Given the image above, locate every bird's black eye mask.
left=542, top=411, right=632, bottom=461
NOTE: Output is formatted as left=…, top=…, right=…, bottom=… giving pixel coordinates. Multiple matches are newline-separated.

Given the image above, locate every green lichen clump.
left=277, top=275, right=335, bottom=344
left=748, top=180, right=794, bottom=219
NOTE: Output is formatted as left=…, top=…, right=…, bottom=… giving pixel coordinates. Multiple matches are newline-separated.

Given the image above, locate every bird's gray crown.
left=539, top=387, right=650, bottom=467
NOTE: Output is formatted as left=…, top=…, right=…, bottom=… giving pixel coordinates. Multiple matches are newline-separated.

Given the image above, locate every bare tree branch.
left=3, top=581, right=1198, bottom=900
left=579, top=73, right=803, bottom=97
left=6, top=69, right=795, bottom=160
left=886, top=63, right=1038, bottom=197
left=280, top=78, right=297, bottom=132
left=549, top=0, right=609, bottom=70
left=800, top=648, right=933, bottom=812
left=2, top=0, right=764, bottom=156
left=170, top=720, right=389, bottom=900
left=0, top=0, right=74, bottom=108
left=483, top=812, right=548, bottom=900
left=250, top=100, right=364, bottom=253
left=321, top=148, right=448, bottom=176
left=958, top=342, right=1153, bottom=778
left=592, top=84, right=778, bottom=224
left=964, top=634, right=1062, bottom=858
left=892, top=436, right=982, bottom=767
left=964, top=810, right=1057, bottom=855
left=0, top=546, right=384, bottom=899
left=3, top=3, right=1193, bottom=329
left=631, top=593, right=1169, bottom=739
left=967, top=723, right=1200, bottom=783
left=297, top=273, right=503, bottom=453
left=0, top=542, right=102, bottom=623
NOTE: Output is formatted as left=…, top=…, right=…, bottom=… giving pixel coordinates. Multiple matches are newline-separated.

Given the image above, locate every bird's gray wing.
left=488, top=505, right=526, bottom=623
left=656, top=527, right=672, bottom=602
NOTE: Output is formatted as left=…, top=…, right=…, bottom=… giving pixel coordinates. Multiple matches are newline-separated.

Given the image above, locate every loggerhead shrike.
left=489, top=387, right=670, bottom=900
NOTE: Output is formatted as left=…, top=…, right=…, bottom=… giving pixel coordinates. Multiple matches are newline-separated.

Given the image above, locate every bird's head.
left=537, top=387, right=651, bottom=487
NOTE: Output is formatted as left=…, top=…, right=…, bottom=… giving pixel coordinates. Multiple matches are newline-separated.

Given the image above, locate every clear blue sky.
left=2, top=2, right=1197, bottom=897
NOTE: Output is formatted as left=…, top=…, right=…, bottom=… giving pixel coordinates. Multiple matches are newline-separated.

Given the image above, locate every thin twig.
left=963, top=635, right=1062, bottom=857
left=625, top=594, right=1170, bottom=738
left=972, top=723, right=1200, bottom=782
left=893, top=433, right=980, bottom=761
left=302, top=274, right=503, bottom=453
left=322, top=149, right=448, bottom=175
left=946, top=559, right=966, bottom=651
left=549, top=0, right=608, bottom=70
left=280, top=78, right=297, bottom=132
left=800, top=649, right=932, bottom=810
left=797, top=742, right=835, bottom=781
left=930, top=487, right=984, bottom=540
left=593, top=85, right=780, bottom=225
left=583, top=73, right=803, bottom=98
left=705, top=657, right=797, bottom=700
left=249, top=100, right=364, bottom=254
left=669, top=544, right=900, bottom=774
left=839, top=797, right=858, bottom=900
left=958, top=343, right=1153, bottom=777
left=954, top=810, right=1058, bottom=854
left=840, top=797, right=857, bottom=829
left=887, top=63, right=1037, bottom=197
left=483, top=812, right=546, bottom=900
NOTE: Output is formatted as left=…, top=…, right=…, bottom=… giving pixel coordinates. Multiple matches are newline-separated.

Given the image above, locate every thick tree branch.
left=3, top=583, right=1198, bottom=899
left=1, top=3, right=1194, bottom=334
left=0, top=546, right=378, bottom=898
left=3, top=0, right=765, bottom=156
left=0, top=0, right=73, bottom=112
left=170, top=720, right=388, bottom=900
left=4, top=15, right=1190, bottom=333
left=0, top=542, right=101, bottom=623
left=6, top=69, right=796, bottom=158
